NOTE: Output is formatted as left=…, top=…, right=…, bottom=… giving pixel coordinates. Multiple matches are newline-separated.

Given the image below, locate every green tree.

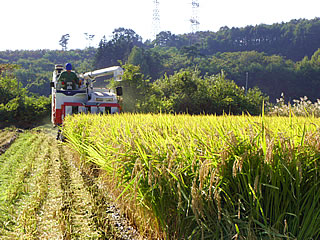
left=94, top=28, right=143, bottom=69
left=110, top=63, right=148, bottom=112
left=127, top=46, right=163, bottom=80
left=59, top=34, right=70, bottom=51
left=153, top=31, right=188, bottom=48
left=147, top=69, right=268, bottom=115
left=127, top=46, right=149, bottom=75
left=0, top=64, right=50, bottom=126
left=84, top=33, right=95, bottom=48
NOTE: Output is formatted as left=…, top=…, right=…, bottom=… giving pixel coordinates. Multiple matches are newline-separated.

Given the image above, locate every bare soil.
left=0, top=129, right=19, bottom=155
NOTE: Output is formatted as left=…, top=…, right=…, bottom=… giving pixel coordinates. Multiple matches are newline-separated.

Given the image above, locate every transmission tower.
left=190, top=0, right=200, bottom=33
left=152, top=0, right=160, bottom=39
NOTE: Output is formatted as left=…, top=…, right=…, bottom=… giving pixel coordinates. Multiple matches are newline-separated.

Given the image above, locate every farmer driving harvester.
left=57, top=63, right=81, bottom=90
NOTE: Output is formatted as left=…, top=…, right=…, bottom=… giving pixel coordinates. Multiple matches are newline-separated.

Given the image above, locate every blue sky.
left=1, top=0, right=319, bottom=50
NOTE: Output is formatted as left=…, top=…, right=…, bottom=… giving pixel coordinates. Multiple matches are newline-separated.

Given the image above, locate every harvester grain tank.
left=51, top=64, right=123, bottom=138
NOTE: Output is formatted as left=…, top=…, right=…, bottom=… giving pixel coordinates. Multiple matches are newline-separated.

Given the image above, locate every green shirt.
left=58, top=71, right=79, bottom=90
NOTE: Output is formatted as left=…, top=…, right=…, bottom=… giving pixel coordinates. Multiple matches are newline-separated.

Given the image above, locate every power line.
left=152, top=0, right=200, bottom=40
left=190, top=0, right=200, bottom=33
left=152, top=0, right=161, bottom=39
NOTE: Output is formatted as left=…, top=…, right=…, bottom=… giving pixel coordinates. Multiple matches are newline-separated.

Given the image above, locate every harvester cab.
left=51, top=64, right=124, bottom=128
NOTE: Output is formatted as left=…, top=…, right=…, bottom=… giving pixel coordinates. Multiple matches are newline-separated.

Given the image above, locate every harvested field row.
left=0, top=129, right=140, bottom=239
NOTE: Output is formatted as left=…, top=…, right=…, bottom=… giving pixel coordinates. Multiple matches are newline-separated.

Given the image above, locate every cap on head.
left=65, top=63, right=72, bottom=71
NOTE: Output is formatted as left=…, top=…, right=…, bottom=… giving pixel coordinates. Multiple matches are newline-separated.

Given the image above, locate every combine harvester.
left=51, top=64, right=124, bottom=140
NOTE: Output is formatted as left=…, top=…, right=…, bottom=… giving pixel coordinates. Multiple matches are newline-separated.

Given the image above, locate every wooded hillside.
left=0, top=17, right=319, bottom=104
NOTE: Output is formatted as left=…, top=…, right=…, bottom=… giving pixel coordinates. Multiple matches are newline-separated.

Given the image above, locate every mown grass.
left=63, top=113, right=320, bottom=239
left=0, top=132, right=38, bottom=236
left=0, top=131, right=58, bottom=239
left=0, top=129, right=118, bottom=239
left=17, top=136, right=51, bottom=239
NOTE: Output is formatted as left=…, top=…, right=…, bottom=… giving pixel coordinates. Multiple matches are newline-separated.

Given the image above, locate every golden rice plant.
left=64, top=113, right=320, bottom=239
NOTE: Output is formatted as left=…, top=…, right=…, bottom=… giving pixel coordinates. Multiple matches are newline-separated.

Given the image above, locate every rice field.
left=64, top=113, right=320, bottom=239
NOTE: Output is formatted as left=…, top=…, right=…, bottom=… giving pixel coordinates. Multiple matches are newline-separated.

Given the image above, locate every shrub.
left=267, top=94, right=320, bottom=117
left=147, top=69, right=268, bottom=115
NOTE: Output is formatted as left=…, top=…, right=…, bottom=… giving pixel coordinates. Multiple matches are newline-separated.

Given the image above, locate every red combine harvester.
left=51, top=64, right=123, bottom=139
